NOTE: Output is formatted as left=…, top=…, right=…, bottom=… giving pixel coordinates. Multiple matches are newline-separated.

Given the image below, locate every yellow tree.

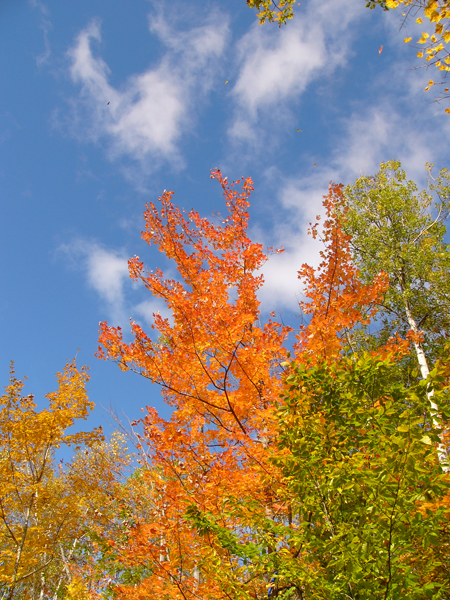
left=0, top=360, right=105, bottom=600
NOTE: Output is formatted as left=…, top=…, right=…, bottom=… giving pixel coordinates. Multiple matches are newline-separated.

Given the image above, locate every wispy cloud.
left=30, top=0, right=52, bottom=66
left=65, top=13, right=229, bottom=168
left=228, top=0, right=366, bottom=145
left=59, top=239, right=172, bottom=329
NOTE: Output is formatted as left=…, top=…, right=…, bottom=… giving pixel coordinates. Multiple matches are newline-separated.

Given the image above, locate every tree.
left=188, top=182, right=450, bottom=599
left=97, top=170, right=290, bottom=599
left=271, top=188, right=450, bottom=595
left=342, top=160, right=450, bottom=469
left=59, top=433, right=140, bottom=600
left=269, top=352, right=450, bottom=599
left=0, top=361, right=132, bottom=600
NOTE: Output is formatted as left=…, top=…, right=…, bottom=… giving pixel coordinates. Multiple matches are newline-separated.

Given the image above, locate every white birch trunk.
left=193, top=564, right=200, bottom=589
left=403, top=299, right=450, bottom=472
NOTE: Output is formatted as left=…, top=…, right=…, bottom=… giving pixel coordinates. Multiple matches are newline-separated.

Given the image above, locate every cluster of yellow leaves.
left=387, top=0, right=450, bottom=109
left=246, top=0, right=296, bottom=25
left=0, top=361, right=101, bottom=595
left=66, top=577, right=90, bottom=600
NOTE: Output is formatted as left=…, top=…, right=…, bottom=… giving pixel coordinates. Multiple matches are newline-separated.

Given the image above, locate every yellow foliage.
left=66, top=577, right=90, bottom=600
left=247, top=0, right=295, bottom=25
left=375, top=0, right=450, bottom=111
left=0, top=361, right=117, bottom=600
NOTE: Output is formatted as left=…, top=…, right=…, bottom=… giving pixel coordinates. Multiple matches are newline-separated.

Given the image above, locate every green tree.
left=342, top=160, right=450, bottom=469
left=273, top=353, right=450, bottom=599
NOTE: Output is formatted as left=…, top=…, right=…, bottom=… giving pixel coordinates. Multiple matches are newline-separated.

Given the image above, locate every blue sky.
left=1, top=0, right=448, bottom=440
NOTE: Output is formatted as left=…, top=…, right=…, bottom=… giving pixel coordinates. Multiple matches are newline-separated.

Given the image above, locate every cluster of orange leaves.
left=96, top=174, right=411, bottom=599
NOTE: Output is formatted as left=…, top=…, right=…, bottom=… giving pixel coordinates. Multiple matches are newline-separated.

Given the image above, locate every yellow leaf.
left=417, top=51, right=424, bottom=57
left=443, top=31, right=450, bottom=43
left=416, top=17, right=423, bottom=24
left=397, top=424, right=410, bottom=432
left=430, top=11, right=441, bottom=23
left=420, top=435, right=433, bottom=445
left=446, top=108, right=450, bottom=113
left=404, top=37, right=412, bottom=43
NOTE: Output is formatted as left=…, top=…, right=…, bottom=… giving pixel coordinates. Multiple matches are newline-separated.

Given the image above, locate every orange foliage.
left=98, top=170, right=290, bottom=598
left=295, top=183, right=389, bottom=362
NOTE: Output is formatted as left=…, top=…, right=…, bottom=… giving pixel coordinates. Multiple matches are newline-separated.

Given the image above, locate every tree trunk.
left=403, top=298, right=450, bottom=472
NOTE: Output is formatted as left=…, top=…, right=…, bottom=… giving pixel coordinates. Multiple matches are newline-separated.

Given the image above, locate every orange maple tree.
left=96, top=174, right=401, bottom=599
left=98, top=170, right=291, bottom=598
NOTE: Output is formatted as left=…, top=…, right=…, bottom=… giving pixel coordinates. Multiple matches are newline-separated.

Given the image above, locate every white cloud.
left=66, top=14, right=229, bottom=167
left=334, top=104, right=440, bottom=186
left=255, top=180, right=328, bottom=312
left=134, top=299, right=172, bottom=326
left=228, top=0, right=366, bottom=143
left=59, top=240, right=130, bottom=325
left=256, top=92, right=448, bottom=313
left=232, top=25, right=326, bottom=118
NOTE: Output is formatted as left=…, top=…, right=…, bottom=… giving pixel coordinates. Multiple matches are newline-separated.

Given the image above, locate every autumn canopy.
left=2, top=1, right=450, bottom=598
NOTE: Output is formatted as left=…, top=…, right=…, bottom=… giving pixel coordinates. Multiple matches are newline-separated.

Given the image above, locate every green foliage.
left=342, top=160, right=450, bottom=367
left=185, top=504, right=263, bottom=560
left=272, top=352, right=450, bottom=598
